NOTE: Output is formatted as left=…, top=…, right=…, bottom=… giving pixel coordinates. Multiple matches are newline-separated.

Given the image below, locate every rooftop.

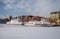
left=51, top=11, right=60, bottom=14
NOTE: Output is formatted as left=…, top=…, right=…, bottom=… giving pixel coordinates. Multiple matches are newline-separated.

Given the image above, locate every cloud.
left=1, top=0, right=60, bottom=17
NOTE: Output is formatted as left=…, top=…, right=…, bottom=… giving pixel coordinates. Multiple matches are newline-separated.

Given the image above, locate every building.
left=50, top=11, right=60, bottom=24
left=31, top=16, right=41, bottom=21
left=18, top=15, right=41, bottom=22
left=50, top=11, right=60, bottom=20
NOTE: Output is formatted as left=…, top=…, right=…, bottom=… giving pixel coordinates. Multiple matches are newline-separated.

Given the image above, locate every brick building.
left=18, top=15, right=41, bottom=22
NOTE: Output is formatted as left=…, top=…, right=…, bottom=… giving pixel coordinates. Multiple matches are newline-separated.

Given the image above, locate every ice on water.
left=0, top=24, right=60, bottom=39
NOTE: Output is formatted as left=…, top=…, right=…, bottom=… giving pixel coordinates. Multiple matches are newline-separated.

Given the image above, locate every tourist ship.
left=24, top=20, right=55, bottom=27
left=7, top=19, right=22, bottom=25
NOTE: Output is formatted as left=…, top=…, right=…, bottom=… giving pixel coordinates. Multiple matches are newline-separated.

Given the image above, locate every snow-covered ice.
left=0, top=24, right=60, bottom=39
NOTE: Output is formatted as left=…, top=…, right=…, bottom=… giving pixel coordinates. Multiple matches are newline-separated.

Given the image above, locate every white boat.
left=24, top=21, right=35, bottom=25
left=39, top=21, right=55, bottom=27
left=24, top=20, right=55, bottom=26
left=7, top=19, right=22, bottom=25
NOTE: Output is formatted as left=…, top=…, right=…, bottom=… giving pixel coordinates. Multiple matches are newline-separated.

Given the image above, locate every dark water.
left=0, top=24, right=60, bottom=39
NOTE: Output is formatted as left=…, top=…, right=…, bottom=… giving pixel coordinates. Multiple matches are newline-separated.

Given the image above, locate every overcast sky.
left=0, top=0, right=60, bottom=18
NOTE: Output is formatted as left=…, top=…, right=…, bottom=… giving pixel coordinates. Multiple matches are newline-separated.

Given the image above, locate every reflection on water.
left=0, top=24, right=60, bottom=39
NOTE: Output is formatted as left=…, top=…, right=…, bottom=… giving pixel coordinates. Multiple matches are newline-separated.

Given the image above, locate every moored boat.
left=24, top=20, right=55, bottom=27
left=7, top=19, right=22, bottom=25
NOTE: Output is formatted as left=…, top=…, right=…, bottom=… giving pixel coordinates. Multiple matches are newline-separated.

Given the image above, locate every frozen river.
left=0, top=24, right=60, bottom=39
